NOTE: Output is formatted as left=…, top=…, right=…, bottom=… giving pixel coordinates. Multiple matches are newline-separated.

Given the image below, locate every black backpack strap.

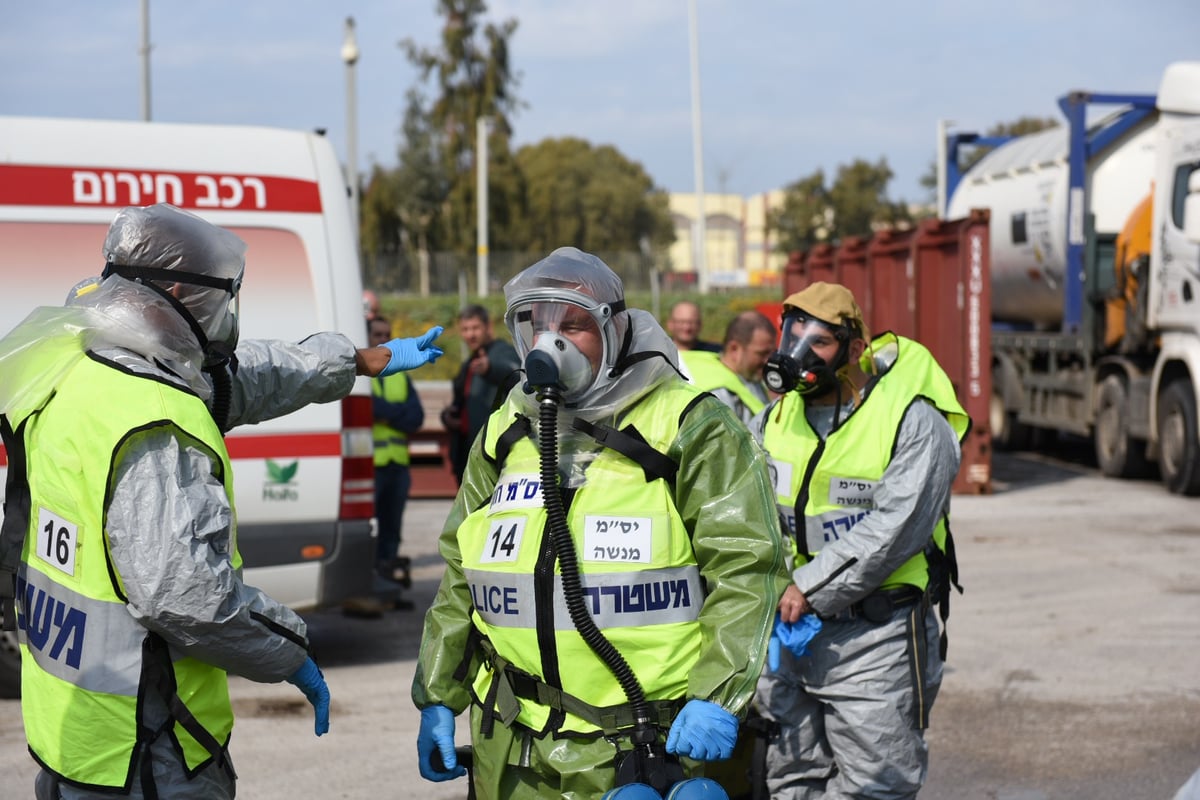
left=0, top=414, right=32, bottom=631
left=482, top=414, right=531, bottom=471
left=571, top=418, right=678, bottom=485
left=141, top=633, right=236, bottom=781
left=925, top=516, right=963, bottom=660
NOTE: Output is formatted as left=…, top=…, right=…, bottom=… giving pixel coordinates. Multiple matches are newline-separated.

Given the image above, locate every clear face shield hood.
left=763, top=311, right=851, bottom=396
left=505, top=294, right=622, bottom=404
left=100, top=263, right=243, bottom=367
left=100, top=204, right=246, bottom=369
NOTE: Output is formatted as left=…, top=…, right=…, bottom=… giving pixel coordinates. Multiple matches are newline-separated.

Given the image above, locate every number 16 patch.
left=480, top=517, right=527, bottom=563
left=37, top=506, right=79, bottom=577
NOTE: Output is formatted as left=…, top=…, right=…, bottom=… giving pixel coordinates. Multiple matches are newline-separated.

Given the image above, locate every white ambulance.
left=0, top=115, right=378, bottom=697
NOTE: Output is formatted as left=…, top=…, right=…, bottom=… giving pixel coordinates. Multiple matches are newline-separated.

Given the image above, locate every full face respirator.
left=507, top=297, right=620, bottom=403
left=763, top=311, right=853, bottom=397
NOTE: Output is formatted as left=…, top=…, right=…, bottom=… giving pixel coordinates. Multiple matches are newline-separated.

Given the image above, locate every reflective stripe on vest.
left=464, top=565, right=703, bottom=629
left=763, top=334, right=968, bottom=590
left=15, top=353, right=235, bottom=789
left=372, top=373, right=411, bottom=467
left=683, top=349, right=766, bottom=417
left=461, top=381, right=705, bottom=735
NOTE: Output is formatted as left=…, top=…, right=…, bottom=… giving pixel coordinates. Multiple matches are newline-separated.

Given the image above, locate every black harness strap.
left=476, top=638, right=683, bottom=737
left=571, top=418, right=678, bottom=485
left=142, top=634, right=236, bottom=781
left=484, top=414, right=532, bottom=471
left=0, top=414, right=32, bottom=631
left=926, top=518, right=963, bottom=660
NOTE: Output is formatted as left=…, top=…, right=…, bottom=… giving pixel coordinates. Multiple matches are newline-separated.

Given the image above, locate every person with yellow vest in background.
left=368, top=315, right=424, bottom=610
left=750, top=282, right=968, bottom=800
left=0, top=204, right=444, bottom=800
left=665, top=300, right=721, bottom=356
left=412, top=247, right=789, bottom=800
left=683, top=311, right=776, bottom=427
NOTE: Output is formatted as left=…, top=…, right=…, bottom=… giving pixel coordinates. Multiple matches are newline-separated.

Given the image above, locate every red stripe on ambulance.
left=0, top=164, right=322, bottom=212
left=223, top=433, right=342, bottom=459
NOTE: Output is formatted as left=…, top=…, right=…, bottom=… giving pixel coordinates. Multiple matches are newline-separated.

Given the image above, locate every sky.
left=4, top=1, right=1198, bottom=204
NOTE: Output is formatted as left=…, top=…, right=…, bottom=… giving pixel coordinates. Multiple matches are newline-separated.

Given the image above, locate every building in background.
left=667, top=190, right=787, bottom=289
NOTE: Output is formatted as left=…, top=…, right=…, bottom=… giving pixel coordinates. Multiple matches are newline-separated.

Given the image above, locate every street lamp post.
left=341, top=17, right=360, bottom=246
left=687, top=0, right=708, bottom=294
left=139, top=0, right=152, bottom=121
left=476, top=115, right=491, bottom=297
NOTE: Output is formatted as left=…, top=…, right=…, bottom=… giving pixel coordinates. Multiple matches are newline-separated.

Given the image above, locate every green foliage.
left=399, top=0, right=522, bottom=257
left=768, top=158, right=909, bottom=254
left=510, top=137, right=675, bottom=254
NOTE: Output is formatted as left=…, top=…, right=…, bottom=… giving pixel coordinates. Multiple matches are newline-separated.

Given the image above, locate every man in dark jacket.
left=440, top=304, right=519, bottom=483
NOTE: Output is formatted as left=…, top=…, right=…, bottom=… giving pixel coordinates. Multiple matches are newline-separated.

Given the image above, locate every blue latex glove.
left=767, top=612, right=823, bottom=672
left=665, top=699, right=739, bottom=761
left=286, top=657, right=330, bottom=736
left=417, top=705, right=466, bottom=782
left=379, top=326, right=444, bottom=376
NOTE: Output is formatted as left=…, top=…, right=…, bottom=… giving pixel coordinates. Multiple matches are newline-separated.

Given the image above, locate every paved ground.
left=2, top=446, right=1199, bottom=798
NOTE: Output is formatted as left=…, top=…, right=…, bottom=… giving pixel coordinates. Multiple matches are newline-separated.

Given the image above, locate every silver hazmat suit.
left=750, top=356, right=962, bottom=800
left=1, top=271, right=359, bottom=799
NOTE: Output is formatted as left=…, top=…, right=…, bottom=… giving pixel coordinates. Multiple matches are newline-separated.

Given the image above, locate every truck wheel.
left=1157, top=380, right=1200, bottom=496
left=1095, top=375, right=1150, bottom=478
left=990, top=371, right=1030, bottom=450
left=0, top=604, right=20, bottom=699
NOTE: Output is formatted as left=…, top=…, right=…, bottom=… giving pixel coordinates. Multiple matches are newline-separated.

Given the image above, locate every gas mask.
left=763, top=311, right=852, bottom=397
left=523, top=331, right=595, bottom=398
left=507, top=296, right=619, bottom=404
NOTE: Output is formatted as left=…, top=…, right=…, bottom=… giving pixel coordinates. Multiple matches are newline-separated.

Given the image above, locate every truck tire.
left=1095, top=375, right=1150, bottom=478
left=990, top=368, right=1030, bottom=451
left=1157, top=380, right=1200, bottom=496
left=0, top=604, right=20, bottom=699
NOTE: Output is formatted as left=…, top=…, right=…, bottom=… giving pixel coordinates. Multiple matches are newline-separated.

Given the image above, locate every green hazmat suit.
left=413, top=255, right=789, bottom=800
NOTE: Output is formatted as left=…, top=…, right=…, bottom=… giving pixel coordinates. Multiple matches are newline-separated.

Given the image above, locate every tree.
left=511, top=137, right=674, bottom=254
left=828, top=158, right=910, bottom=239
left=768, top=158, right=909, bottom=253
left=766, top=170, right=829, bottom=253
left=400, top=0, right=521, bottom=256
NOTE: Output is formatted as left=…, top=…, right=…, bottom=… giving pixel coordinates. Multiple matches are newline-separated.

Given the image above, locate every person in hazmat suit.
left=0, top=203, right=444, bottom=799
left=411, top=247, right=790, bottom=799
left=751, top=282, right=968, bottom=799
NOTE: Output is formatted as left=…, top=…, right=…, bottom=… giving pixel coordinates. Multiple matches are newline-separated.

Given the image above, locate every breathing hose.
left=536, top=387, right=649, bottom=723
left=524, top=349, right=680, bottom=793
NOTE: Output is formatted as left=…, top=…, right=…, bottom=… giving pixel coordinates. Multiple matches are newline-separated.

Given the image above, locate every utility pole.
left=687, top=0, right=708, bottom=294
left=341, top=17, right=361, bottom=244
left=139, top=0, right=151, bottom=121
left=936, top=118, right=953, bottom=219
left=476, top=115, right=491, bottom=296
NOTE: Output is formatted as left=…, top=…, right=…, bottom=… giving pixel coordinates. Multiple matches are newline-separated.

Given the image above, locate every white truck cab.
left=0, top=116, right=378, bottom=696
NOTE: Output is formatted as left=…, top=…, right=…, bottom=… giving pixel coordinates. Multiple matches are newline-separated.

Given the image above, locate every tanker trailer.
left=943, top=61, right=1200, bottom=494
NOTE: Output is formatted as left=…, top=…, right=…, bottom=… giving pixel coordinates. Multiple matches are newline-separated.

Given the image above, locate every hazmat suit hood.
left=102, top=203, right=245, bottom=368
left=501, top=248, right=684, bottom=486
left=503, top=247, right=683, bottom=424
left=0, top=207, right=240, bottom=420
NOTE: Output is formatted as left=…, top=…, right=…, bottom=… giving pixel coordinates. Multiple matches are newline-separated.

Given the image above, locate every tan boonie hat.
left=782, top=281, right=870, bottom=341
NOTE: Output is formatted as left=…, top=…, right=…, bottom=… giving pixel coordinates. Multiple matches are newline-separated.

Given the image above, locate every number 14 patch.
left=480, top=518, right=527, bottom=563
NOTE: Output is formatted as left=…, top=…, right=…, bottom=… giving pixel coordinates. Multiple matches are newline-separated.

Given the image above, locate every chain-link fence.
left=363, top=249, right=698, bottom=296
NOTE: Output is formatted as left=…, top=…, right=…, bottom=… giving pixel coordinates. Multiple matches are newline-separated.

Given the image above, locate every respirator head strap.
left=102, top=263, right=242, bottom=295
